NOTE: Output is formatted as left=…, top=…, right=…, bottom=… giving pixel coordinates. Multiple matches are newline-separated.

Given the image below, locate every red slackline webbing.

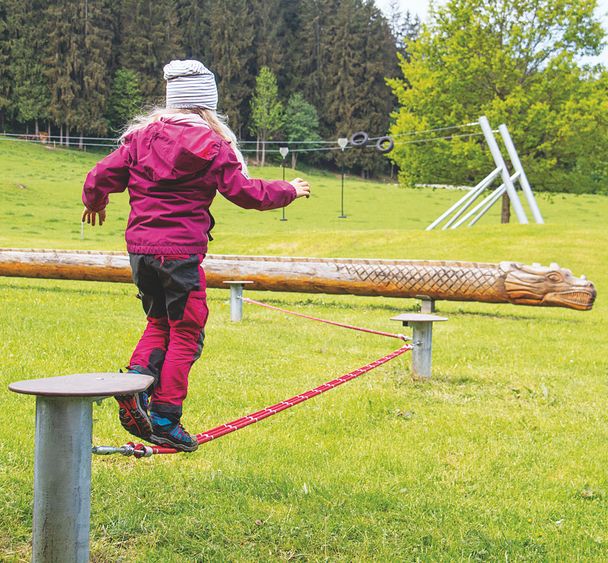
left=127, top=344, right=411, bottom=456
left=101, top=297, right=412, bottom=458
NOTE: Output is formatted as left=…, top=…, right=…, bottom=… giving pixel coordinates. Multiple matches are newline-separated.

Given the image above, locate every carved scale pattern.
left=335, top=263, right=502, bottom=299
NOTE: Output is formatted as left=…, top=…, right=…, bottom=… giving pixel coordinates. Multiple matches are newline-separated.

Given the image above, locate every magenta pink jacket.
left=82, top=115, right=296, bottom=254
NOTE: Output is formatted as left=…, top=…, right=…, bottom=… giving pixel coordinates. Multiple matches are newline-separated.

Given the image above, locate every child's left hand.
left=82, top=206, right=106, bottom=226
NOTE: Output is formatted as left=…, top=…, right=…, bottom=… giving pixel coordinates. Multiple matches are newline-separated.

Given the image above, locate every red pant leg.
left=150, top=261, right=208, bottom=418
left=129, top=316, right=170, bottom=379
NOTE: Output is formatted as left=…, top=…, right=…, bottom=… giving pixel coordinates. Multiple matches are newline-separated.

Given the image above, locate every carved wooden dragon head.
left=501, top=262, right=596, bottom=310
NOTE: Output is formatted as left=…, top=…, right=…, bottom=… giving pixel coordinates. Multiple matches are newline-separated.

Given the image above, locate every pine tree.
left=43, top=0, right=84, bottom=145
left=386, top=0, right=420, bottom=60
left=177, top=0, right=210, bottom=60
left=324, top=0, right=396, bottom=176
left=0, top=0, right=13, bottom=130
left=355, top=0, right=398, bottom=175
left=250, top=66, right=283, bottom=166
left=9, top=0, right=50, bottom=134
left=118, top=0, right=185, bottom=103
left=75, top=0, right=117, bottom=139
left=270, top=0, right=301, bottom=94
left=249, top=0, right=284, bottom=74
left=205, top=0, right=254, bottom=136
left=291, top=0, right=340, bottom=135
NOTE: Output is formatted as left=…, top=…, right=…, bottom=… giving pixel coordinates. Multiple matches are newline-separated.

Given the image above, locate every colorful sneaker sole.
left=148, top=432, right=199, bottom=453
left=115, top=394, right=152, bottom=439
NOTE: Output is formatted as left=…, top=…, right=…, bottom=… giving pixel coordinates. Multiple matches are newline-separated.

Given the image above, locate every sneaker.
left=115, top=370, right=152, bottom=439
left=149, top=413, right=199, bottom=452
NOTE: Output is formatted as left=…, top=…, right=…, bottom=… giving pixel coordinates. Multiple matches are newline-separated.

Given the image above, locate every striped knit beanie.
left=164, top=59, right=218, bottom=110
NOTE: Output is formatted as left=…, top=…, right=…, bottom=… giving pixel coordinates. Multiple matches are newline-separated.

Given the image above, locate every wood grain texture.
left=0, top=249, right=596, bottom=310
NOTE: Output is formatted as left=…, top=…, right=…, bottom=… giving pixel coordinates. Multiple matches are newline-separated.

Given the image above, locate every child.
left=82, top=59, right=310, bottom=452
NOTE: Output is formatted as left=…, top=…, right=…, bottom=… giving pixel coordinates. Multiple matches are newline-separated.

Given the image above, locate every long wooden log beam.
left=0, top=248, right=596, bottom=310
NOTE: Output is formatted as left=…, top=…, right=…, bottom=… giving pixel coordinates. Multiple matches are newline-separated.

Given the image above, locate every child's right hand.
left=290, top=178, right=311, bottom=199
left=82, top=206, right=106, bottom=226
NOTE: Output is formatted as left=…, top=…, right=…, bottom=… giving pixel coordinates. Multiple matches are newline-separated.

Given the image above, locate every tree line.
left=0, top=0, right=416, bottom=175
left=3, top=0, right=602, bottom=192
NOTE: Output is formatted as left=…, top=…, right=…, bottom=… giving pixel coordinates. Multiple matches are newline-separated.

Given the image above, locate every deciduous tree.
left=250, top=66, right=283, bottom=166
left=106, top=69, right=143, bottom=133
left=284, top=93, right=321, bottom=168
left=388, top=0, right=606, bottom=193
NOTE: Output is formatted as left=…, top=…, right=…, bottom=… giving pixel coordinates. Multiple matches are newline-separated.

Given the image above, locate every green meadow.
left=1, top=139, right=607, bottom=561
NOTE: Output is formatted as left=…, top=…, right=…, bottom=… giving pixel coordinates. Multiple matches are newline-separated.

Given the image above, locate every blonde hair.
left=120, top=106, right=248, bottom=176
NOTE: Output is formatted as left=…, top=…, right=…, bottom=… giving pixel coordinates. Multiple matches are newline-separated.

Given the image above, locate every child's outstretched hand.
left=290, top=178, right=311, bottom=199
left=82, top=206, right=106, bottom=226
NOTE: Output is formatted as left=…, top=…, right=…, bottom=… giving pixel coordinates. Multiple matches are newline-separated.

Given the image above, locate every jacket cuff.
left=282, top=181, right=297, bottom=205
left=82, top=193, right=108, bottom=212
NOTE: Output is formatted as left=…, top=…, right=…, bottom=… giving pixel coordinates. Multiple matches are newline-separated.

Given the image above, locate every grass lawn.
left=1, top=140, right=607, bottom=561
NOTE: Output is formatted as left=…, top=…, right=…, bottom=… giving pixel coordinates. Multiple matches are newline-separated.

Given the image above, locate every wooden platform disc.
left=391, top=313, right=448, bottom=323
left=9, top=373, right=154, bottom=397
left=222, top=280, right=254, bottom=284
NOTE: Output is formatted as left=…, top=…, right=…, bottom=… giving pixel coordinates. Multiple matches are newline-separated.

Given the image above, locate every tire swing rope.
left=93, top=299, right=412, bottom=459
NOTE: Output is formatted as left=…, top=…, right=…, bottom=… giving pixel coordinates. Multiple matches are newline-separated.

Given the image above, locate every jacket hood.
left=126, top=114, right=221, bottom=182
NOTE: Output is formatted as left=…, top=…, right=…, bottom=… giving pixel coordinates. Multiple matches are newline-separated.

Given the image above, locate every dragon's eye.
left=547, top=272, right=561, bottom=282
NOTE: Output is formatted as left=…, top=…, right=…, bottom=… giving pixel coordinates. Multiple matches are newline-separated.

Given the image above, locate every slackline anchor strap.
left=242, top=297, right=410, bottom=341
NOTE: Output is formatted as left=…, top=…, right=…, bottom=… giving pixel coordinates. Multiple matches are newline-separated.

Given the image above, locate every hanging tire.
left=350, top=131, right=369, bottom=147
left=375, top=136, right=394, bottom=154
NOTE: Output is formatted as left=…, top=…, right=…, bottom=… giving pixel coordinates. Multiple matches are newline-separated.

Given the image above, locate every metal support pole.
left=230, top=284, right=243, bottom=322
left=410, top=322, right=433, bottom=379
left=479, top=116, right=528, bottom=224
left=441, top=183, right=486, bottom=230
left=337, top=138, right=348, bottom=219
left=426, top=167, right=502, bottom=231
left=9, top=372, right=154, bottom=563
left=391, top=314, right=447, bottom=380
left=33, top=397, right=93, bottom=563
left=464, top=184, right=507, bottom=227
left=451, top=172, right=519, bottom=229
left=224, top=281, right=253, bottom=322
left=498, top=124, right=544, bottom=224
left=417, top=296, right=436, bottom=313
left=339, top=166, right=346, bottom=218
left=281, top=160, right=287, bottom=221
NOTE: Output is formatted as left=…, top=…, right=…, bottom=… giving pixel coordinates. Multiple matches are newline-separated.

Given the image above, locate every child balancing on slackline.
left=81, top=59, right=310, bottom=452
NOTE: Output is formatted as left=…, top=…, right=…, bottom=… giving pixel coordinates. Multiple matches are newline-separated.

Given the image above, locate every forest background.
left=0, top=0, right=606, bottom=192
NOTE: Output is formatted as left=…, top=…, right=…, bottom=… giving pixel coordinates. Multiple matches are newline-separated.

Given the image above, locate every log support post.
left=416, top=295, right=436, bottom=314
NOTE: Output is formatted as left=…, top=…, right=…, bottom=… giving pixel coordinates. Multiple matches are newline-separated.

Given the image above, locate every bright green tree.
left=388, top=0, right=606, bottom=193
left=250, top=66, right=283, bottom=166
left=106, top=69, right=144, bottom=133
left=284, top=92, right=321, bottom=169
